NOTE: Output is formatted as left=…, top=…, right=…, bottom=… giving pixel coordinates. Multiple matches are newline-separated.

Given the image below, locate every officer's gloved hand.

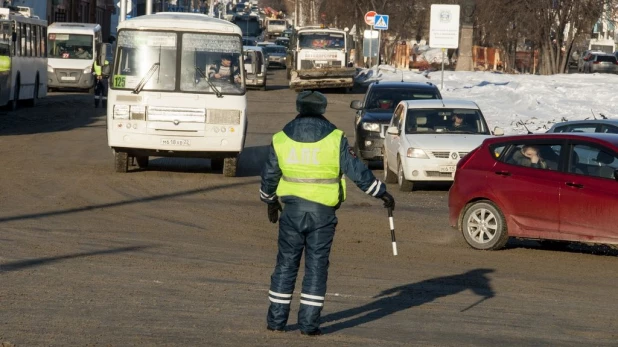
left=380, top=192, right=395, bottom=210
left=268, top=201, right=282, bottom=223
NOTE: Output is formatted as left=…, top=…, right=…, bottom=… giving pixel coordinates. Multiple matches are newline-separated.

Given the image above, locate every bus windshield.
left=48, top=33, right=93, bottom=59
left=114, top=30, right=177, bottom=91
left=180, top=33, right=244, bottom=95
left=298, top=32, right=345, bottom=50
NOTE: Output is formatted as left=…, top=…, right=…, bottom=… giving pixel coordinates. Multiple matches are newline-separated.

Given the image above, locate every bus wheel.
left=114, top=151, right=129, bottom=173
left=26, top=77, right=38, bottom=107
left=9, top=79, right=20, bottom=111
left=136, top=156, right=149, bottom=169
left=223, top=156, right=238, bottom=177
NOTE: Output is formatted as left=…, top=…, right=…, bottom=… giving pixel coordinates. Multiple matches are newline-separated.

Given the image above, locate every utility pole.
left=119, top=0, right=127, bottom=22
left=89, top=0, right=96, bottom=23
left=146, top=0, right=153, bottom=15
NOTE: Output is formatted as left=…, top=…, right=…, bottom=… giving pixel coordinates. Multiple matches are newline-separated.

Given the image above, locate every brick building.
left=49, top=0, right=116, bottom=41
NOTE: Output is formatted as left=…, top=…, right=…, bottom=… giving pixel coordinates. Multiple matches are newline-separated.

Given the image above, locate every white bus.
left=47, top=22, right=102, bottom=92
left=107, top=13, right=248, bottom=177
left=0, top=7, right=47, bottom=110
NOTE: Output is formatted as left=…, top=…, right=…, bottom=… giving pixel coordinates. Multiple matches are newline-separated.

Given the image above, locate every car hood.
left=361, top=110, right=394, bottom=123
left=404, top=134, right=492, bottom=150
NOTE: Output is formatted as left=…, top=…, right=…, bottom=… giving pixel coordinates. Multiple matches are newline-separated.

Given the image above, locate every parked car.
left=449, top=133, right=618, bottom=251
left=382, top=99, right=502, bottom=191
left=582, top=53, right=618, bottom=74
left=577, top=50, right=604, bottom=72
left=349, top=81, right=442, bottom=165
left=243, top=46, right=268, bottom=90
left=547, top=119, right=618, bottom=134
left=262, top=44, right=287, bottom=68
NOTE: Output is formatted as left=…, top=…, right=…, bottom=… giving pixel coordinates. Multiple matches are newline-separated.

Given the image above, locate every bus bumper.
left=289, top=68, right=355, bottom=91
left=48, top=69, right=94, bottom=90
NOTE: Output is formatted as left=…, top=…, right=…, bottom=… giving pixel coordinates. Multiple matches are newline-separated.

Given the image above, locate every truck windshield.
left=269, top=20, right=285, bottom=26
left=180, top=33, right=244, bottom=95
left=113, top=31, right=177, bottom=91
left=48, top=33, right=93, bottom=59
left=299, top=32, right=345, bottom=49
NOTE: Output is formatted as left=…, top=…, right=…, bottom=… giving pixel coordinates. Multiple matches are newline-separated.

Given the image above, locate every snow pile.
left=354, top=67, right=618, bottom=134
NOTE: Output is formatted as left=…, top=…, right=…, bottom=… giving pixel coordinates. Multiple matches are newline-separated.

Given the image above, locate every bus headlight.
left=113, top=105, right=130, bottom=120
left=130, top=105, right=146, bottom=120
left=207, top=109, right=241, bottom=125
left=83, top=66, right=92, bottom=74
left=47, top=65, right=54, bottom=73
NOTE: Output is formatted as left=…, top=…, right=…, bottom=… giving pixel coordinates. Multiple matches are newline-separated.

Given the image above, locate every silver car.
left=583, top=53, right=618, bottom=74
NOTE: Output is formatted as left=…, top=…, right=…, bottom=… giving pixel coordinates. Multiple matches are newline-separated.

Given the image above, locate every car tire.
left=397, top=157, right=414, bottom=191
left=383, top=150, right=397, bottom=184
left=114, top=151, right=129, bottom=173
left=461, top=201, right=509, bottom=250
left=223, top=156, right=238, bottom=177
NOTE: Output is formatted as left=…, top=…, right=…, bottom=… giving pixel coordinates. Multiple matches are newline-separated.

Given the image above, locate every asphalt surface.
left=1, top=69, right=617, bottom=346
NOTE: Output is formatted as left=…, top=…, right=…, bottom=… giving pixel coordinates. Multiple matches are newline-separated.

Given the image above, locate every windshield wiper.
left=132, top=62, right=159, bottom=94
left=194, top=66, right=223, bottom=98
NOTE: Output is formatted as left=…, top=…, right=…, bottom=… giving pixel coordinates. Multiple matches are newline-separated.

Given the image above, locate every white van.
left=106, top=13, right=247, bottom=177
left=47, top=22, right=102, bottom=91
left=243, top=46, right=267, bottom=90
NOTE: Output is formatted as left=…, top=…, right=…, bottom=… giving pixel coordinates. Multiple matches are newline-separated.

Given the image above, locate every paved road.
left=1, top=70, right=617, bottom=346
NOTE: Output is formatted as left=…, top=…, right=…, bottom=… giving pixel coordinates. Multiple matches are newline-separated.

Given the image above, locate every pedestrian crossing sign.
left=374, top=15, right=389, bottom=30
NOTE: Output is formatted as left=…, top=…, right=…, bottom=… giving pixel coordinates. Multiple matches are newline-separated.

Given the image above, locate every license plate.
left=61, top=76, right=76, bottom=81
left=161, top=138, right=190, bottom=146
left=440, top=165, right=456, bottom=173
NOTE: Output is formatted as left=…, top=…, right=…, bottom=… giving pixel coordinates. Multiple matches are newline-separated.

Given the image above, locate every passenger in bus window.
left=75, top=46, right=91, bottom=59
left=208, top=54, right=240, bottom=83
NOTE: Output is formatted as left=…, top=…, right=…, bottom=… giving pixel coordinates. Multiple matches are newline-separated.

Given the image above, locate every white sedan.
left=383, top=99, right=503, bottom=191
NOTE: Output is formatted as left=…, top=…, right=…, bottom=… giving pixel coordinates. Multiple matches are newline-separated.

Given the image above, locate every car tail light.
left=457, top=147, right=480, bottom=170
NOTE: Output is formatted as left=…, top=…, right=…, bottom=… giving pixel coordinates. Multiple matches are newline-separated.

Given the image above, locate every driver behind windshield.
left=208, top=54, right=241, bottom=83
left=448, top=112, right=475, bottom=132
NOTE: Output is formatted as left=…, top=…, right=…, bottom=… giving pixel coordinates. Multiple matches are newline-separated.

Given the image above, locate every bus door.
left=0, top=21, right=11, bottom=102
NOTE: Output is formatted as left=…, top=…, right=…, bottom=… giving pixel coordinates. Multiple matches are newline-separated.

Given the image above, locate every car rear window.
left=365, top=88, right=439, bottom=111
left=596, top=55, right=617, bottom=63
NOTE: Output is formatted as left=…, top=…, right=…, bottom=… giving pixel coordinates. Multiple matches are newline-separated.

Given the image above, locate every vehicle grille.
left=431, top=151, right=450, bottom=158
left=300, top=60, right=343, bottom=69
left=56, top=69, right=82, bottom=83
left=425, top=171, right=455, bottom=178
left=430, top=151, right=469, bottom=159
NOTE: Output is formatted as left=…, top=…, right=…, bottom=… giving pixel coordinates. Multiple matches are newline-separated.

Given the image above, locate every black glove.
left=380, top=192, right=395, bottom=210
left=268, top=201, right=282, bottom=223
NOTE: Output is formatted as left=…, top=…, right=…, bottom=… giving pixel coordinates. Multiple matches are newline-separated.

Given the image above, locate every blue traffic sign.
left=374, top=14, right=389, bottom=30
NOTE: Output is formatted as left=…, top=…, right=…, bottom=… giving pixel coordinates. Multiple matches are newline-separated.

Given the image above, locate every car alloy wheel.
left=397, top=157, right=414, bottom=191
left=461, top=201, right=508, bottom=250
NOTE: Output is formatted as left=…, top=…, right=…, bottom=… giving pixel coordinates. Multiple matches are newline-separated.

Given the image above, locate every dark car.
left=547, top=119, right=618, bottom=134
left=262, top=44, right=287, bottom=68
left=349, top=81, right=442, bottom=163
left=449, top=133, right=618, bottom=251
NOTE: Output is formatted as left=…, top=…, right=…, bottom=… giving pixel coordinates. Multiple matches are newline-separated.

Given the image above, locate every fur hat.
left=296, top=91, right=327, bottom=115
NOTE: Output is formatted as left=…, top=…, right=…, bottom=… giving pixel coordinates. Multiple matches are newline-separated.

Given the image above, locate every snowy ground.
left=355, top=66, right=618, bottom=134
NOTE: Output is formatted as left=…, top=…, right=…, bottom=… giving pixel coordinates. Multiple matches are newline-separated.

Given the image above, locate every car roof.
left=549, top=119, right=618, bottom=129
left=483, top=133, right=618, bottom=147
left=369, top=81, right=438, bottom=90
left=404, top=99, right=480, bottom=109
left=243, top=45, right=263, bottom=51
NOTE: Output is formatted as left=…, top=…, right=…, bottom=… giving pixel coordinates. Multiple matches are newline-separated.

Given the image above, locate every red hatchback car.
left=449, top=133, right=618, bottom=250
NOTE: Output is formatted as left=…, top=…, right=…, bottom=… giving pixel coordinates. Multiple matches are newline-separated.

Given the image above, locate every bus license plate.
left=161, top=139, right=191, bottom=146
left=61, top=76, right=76, bottom=81
left=440, top=165, right=456, bottom=173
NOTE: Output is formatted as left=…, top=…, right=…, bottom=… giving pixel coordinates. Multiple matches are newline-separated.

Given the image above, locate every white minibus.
left=106, top=13, right=247, bottom=177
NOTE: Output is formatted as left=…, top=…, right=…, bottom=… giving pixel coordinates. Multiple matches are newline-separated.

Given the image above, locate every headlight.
left=362, top=122, right=380, bottom=132
left=130, top=105, right=146, bottom=120
left=407, top=148, right=429, bottom=159
left=113, top=105, right=130, bottom=120
left=83, top=66, right=92, bottom=74
left=47, top=65, right=54, bottom=73
left=207, top=109, right=241, bottom=125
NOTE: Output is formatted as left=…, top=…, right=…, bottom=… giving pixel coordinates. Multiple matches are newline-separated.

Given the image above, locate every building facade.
left=47, top=0, right=116, bottom=42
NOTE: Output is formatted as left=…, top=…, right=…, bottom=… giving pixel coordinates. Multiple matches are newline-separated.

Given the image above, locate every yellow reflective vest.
left=93, top=60, right=109, bottom=76
left=273, top=129, right=346, bottom=207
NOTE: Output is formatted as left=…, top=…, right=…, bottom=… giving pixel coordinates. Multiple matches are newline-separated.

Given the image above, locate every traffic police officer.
left=93, top=59, right=110, bottom=108
left=260, top=91, right=395, bottom=336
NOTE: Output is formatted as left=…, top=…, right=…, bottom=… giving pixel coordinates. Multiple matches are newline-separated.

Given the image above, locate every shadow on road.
left=0, top=245, right=150, bottom=273
left=0, top=180, right=258, bottom=224
left=289, top=268, right=495, bottom=334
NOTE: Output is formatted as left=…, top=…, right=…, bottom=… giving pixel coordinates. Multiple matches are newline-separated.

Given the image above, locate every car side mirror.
left=493, top=127, right=504, bottom=136
left=350, top=100, right=363, bottom=110
left=387, top=126, right=399, bottom=135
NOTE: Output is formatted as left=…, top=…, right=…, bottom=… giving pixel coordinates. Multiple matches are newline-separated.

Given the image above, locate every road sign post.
left=364, top=11, right=377, bottom=67
left=429, top=4, right=460, bottom=90
left=373, top=15, right=389, bottom=66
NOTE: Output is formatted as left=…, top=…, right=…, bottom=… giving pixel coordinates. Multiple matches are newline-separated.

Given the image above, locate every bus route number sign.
left=113, top=75, right=126, bottom=88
